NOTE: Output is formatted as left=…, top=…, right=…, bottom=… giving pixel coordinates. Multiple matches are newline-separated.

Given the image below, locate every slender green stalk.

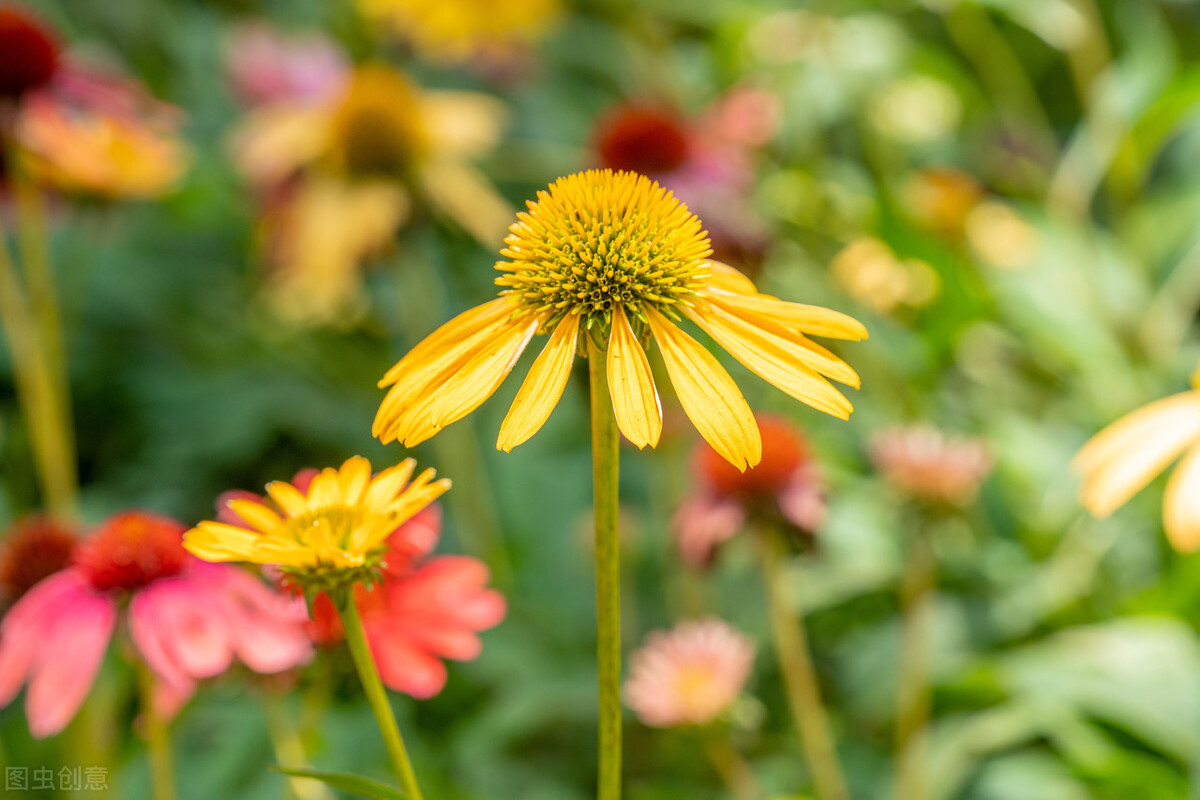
left=11, top=165, right=77, bottom=515
left=336, top=593, right=425, bottom=800
left=0, top=231, right=74, bottom=513
left=757, top=529, right=848, bottom=800
left=704, top=735, right=764, bottom=800
left=136, top=663, right=175, bottom=800
left=895, top=529, right=937, bottom=800
left=588, top=338, right=623, bottom=800
left=265, top=695, right=335, bottom=800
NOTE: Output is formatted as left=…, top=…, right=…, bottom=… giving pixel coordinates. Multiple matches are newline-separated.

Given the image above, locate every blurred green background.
left=7, top=0, right=1200, bottom=798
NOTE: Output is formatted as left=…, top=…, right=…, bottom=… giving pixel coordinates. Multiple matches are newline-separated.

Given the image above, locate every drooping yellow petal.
left=702, top=296, right=860, bottom=387
left=497, top=313, right=580, bottom=451
left=420, top=90, right=508, bottom=160
left=705, top=261, right=758, bottom=294
left=1073, top=392, right=1200, bottom=475
left=418, top=161, right=514, bottom=248
left=1164, top=444, right=1200, bottom=553
left=1076, top=395, right=1200, bottom=517
left=379, top=297, right=516, bottom=387
left=225, top=499, right=283, bottom=533
left=607, top=305, right=662, bottom=449
left=229, top=104, right=328, bottom=187
left=184, top=522, right=262, bottom=562
left=644, top=306, right=761, bottom=470
left=687, top=303, right=854, bottom=419
left=706, top=286, right=869, bottom=341
left=397, top=315, right=541, bottom=447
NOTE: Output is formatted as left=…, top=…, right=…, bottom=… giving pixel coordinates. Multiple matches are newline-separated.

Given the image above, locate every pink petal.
left=214, top=566, right=312, bottom=673
left=131, top=576, right=234, bottom=683
left=671, top=496, right=744, bottom=568
left=369, top=633, right=448, bottom=699
left=26, top=585, right=117, bottom=738
left=0, top=569, right=91, bottom=707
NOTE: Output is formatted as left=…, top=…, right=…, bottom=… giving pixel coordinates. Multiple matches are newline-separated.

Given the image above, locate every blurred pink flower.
left=592, top=89, right=779, bottom=268
left=870, top=424, right=992, bottom=507
left=225, top=23, right=349, bottom=107
left=219, top=473, right=507, bottom=699
left=674, top=414, right=825, bottom=568
left=625, top=618, right=755, bottom=728
left=0, top=511, right=312, bottom=738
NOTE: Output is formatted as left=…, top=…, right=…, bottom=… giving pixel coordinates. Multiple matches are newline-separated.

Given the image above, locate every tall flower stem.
left=11, top=165, right=77, bottom=514
left=895, top=528, right=936, bottom=800
left=336, top=592, right=425, bottom=800
left=136, top=663, right=175, bottom=800
left=704, top=735, right=764, bottom=800
left=756, top=529, right=848, bottom=800
left=588, top=338, right=622, bottom=800
left=265, top=694, right=335, bottom=800
left=0, top=231, right=75, bottom=513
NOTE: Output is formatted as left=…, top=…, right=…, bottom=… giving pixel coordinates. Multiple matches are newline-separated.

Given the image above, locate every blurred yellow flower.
left=830, top=237, right=939, bottom=313
left=374, top=169, right=866, bottom=470
left=965, top=201, right=1039, bottom=270
left=1073, top=374, right=1200, bottom=553
left=16, top=94, right=187, bottom=199
left=232, top=63, right=512, bottom=325
left=185, top=456, right=449, bottom=585
left=357, top=0, right=559, bottom=66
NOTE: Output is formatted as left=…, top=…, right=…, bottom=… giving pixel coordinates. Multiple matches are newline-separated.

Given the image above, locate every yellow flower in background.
left=185, top=456, right=449, bottom=588
left=358, top=0, right=560, bottom=66
left=374, top=169, right=866, bottom=470
left=830, top=236, right=939, bottom=314
left=1074, top=371, right=1200, bottom=553
left=16, top=94, right=187, bottom=199
left=232, top=63, right=512, bottom=325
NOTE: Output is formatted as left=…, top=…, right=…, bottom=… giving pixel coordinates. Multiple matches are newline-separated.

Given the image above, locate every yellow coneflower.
left=185, top=456, right=449, bottom=589
left=1073, top=370, right=1200, bottom=553
left=374, top=169, right=866, bottom=470
left=357, top=0, right=560, bottom=66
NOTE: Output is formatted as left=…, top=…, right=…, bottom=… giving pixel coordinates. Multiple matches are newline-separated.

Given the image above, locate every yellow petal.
left=338, top=456, right=372, bottom=504
left=497, top=314, right=580, bottom=452
left=707, top=286, right=868, bottom=341
left=379, top=297, right=516, bottom=387
left=229, top=104, right=328, bottom=186
left=1073, top=392, right=1200, bottom=474
left=364, top=459, right=417, bottom=510
left=607, top=305, right=662, bottom=449
left=225, top=499, right=283, bottom=533
left=705, top=261, right=759, bottom=294
left=265, top=480, right=309, bottom=517
left=703, top=296, right=860, bottom=387
left=418, top=161, right=514, bottom=248
left=644, top=306, right=761, bottom=470
left=420, top=90, right=508, bottom=160
left=397, top=316, right=541, bottom=447
left=1164, top=444, right=1200, bottom=553
left=687, top=303, right=854, bottom=419
left=1076, top=395, right=1200, bottom=517
left=183, top=522, right=261, bottom=562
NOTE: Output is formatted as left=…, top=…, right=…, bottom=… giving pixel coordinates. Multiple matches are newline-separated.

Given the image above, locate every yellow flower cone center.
left=328, top=66, right=424, bottom=178
left=495, top=169, right=712, bottom=331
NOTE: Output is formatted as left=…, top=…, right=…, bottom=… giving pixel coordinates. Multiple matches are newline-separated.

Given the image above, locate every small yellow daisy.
left=184, top=456, right=449, bottom=588
left=1074, top=368, right=1200, bottom=552
left=374, top=169, right=866, bottom=470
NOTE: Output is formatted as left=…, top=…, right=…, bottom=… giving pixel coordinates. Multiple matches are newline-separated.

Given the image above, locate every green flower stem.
left=136, top=662, right=175, bottom=800
left=337, top=594, right=424, bottom=800
left=11, top=164, right=77, bottom=516
left=0, top=228, right=75, bottom=514
left=588, top=338, right=623, bottom=800
left=265, top=694, right=335, bottom=800
left=895, top=528, right=937, bottom=800
left=703, top=735, right=763, bottom=800
left=756, top=529, right=848, bottom=800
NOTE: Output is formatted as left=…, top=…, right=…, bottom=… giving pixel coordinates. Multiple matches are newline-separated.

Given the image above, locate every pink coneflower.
left=674, top=414, right=826, bottom=568
left=0, top=515, right=77, bottom=607
left=625, top=618, right=755, bottom=728
left=870, top=424, right=992, bottom=507
left=219, top=472, right=507, bottom=699
left=0, top=511, right=312, bottom=738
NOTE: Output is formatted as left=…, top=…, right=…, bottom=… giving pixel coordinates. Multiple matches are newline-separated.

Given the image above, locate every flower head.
left=624, top=618, right=754, bottom=728
left=1074, top=377, right=1200, bottom=552
left=675, top=414, right=825, bottom=567
left=0, top=511, right=311, bottom=738
left=595, top=106, right=691, bottom=175
left=870, top=424, right=991, bottom=507
left=357, top=0, right=560, bottom=67
left=0, top=516, right=77, bottom=606
left=0, top=6, right=59, bottom=98
left=185, top=456, right=450, bottom=595
left=375, top=169, right=866, bottom=470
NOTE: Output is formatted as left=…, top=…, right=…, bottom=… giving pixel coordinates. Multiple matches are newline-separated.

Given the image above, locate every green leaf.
left=269, top=767, right=408, bottom=800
